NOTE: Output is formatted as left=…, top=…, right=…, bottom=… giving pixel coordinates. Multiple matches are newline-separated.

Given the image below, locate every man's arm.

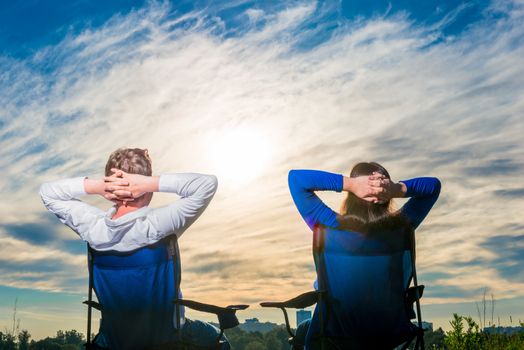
left=147, top=173, right=218, bottom=239
left=105, top=170, right=218, bottom=240
left=39, top=177, right=106, bottom=239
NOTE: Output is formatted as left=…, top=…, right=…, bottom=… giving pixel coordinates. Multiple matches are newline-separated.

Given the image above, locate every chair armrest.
left=406, top=285, right=424, bottom=304
left=174, top=298, right=249, bottom=330
left=260, top=291, right=319, bottom=309
left=83, top=300, right=102, bottom=311
left=405, top=285, right=424, bottom=320
left=260, top=291, right=319, bottom=338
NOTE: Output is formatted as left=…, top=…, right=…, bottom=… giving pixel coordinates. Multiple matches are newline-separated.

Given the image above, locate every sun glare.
left=212, top=128, right=271, bottom=184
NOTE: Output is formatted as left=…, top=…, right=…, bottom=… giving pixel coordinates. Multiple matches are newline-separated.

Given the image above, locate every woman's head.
left=105, top=148, right=152, bottom=177
left=339, top=162, right=402, bottom=232
left=349, top=162, right=390, bottom=180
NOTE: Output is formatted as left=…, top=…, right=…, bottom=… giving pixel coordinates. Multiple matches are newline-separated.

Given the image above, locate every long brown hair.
left=338, top=162, right=410, bottom=234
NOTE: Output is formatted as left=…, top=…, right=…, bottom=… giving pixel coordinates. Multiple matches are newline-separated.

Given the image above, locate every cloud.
left=0, top=228, right=86, bottom=293
left=0, top=0, right=523, bottom=330
left=424, top=284, right=486, bottom=299
left=1, top=215, right=61, bottom=245
left=493, top=188, right=524, bottom=198
left=480, top=234, right=524, bottom=282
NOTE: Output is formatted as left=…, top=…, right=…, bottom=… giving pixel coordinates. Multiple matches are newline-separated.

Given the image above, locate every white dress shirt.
left=39, top=173, right=218, bottom=252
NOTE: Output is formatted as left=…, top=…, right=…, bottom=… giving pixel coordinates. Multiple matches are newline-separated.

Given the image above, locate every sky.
left=1, top=0, right=523, bottom=340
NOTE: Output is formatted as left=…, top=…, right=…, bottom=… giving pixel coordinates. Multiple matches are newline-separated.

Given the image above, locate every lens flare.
left=212, top=127, right=271, bottom=185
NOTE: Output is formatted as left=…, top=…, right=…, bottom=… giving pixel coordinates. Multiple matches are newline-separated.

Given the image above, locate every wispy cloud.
left=1, top=0, right=523, bottom=335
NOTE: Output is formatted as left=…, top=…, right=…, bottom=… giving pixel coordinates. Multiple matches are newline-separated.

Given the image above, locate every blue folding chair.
left=83, top=236, right=248, bottom=350
left=261, top=226, right=425, bottom=349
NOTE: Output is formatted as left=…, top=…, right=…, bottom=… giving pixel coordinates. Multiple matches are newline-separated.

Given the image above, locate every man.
left=40, top=148, right=227, bottom=349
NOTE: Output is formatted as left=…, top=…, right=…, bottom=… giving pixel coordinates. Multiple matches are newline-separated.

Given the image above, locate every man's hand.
left=102, top=170, right=132, bottom=203
left=103, top=168, right=158, bottom=203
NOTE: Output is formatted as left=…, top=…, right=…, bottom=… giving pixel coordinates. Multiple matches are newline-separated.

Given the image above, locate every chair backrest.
left=306, top=226, right=419, bottom=348
left=89, top=237, right=183, bottom=350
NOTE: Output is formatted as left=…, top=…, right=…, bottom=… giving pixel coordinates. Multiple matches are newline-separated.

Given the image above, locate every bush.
left=442, top=314, right=524, bottom=350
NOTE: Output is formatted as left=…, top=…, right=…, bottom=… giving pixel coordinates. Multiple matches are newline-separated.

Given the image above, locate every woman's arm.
left=398, top=177, right=441, bottom=229
left=363, top=173, right=441, bottom=228
left=288, top=169, right=379, bottom=230
left=288, top=169, right=343, bottom=229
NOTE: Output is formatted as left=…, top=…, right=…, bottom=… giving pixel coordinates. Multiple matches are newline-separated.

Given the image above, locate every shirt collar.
left=104, top=206, right=151, bottom=227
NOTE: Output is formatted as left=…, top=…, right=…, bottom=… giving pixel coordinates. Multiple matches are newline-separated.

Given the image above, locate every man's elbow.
left=204, top=174, right=218, bottom=196
left=39, top=183, right=51, bottom=204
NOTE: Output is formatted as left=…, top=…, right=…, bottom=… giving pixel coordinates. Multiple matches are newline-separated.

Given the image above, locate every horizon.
left=1, top=0, right=523, bottom=340
left=2, top=294, right=524, bottom=341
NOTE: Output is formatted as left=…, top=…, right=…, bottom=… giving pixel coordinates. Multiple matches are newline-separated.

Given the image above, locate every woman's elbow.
left=288, top=169, right=300, bottom=186
left=431, top=177, right=442, bottom=195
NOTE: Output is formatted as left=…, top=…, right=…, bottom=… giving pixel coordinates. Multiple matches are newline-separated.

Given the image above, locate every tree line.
left=1, top=315, right=523, bottom=349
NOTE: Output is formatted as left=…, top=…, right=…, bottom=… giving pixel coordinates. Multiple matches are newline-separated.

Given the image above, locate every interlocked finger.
left=104, top=177, right=129, bottom=185
left=372, top=187, right=385, bottom=195
left=105, top=184, right=129, bottom=192
left=368, top=179, right=383, bottom=187
left=112, top=189, right=132, bottom=197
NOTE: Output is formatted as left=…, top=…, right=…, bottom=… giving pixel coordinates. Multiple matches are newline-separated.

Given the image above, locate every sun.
left=211, top=127, right=271, bottom=184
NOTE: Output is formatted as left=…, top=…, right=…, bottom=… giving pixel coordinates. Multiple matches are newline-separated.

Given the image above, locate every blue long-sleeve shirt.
left=288, top=169, right=441, bottom=231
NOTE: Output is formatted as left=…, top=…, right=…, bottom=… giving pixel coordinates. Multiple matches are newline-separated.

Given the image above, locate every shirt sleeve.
left=399, top=177, right=441, bottom=229
left=146, top=173, right=218, bottom=239
left=39, top=177, right=105, bottom=240
left=288, top=169, right=343, bottom=230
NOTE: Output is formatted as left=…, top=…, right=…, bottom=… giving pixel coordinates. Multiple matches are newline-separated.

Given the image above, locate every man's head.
left=105, top=148, right=152, bottom=177
left=105, top=148, right=153, bottom=207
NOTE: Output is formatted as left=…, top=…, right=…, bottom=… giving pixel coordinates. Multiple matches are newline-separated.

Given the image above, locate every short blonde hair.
left=105, top=148, right=152, bottom=176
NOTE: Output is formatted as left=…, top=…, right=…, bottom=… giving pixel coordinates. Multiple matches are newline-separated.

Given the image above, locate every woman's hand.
left=344, top=173, right=406, bottom=203
left=344, top=175, right=377, bottom=202
left=366, top=173, right=406, bottom=203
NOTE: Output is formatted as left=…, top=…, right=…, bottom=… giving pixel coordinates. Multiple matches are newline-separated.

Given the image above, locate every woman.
left=288, top=162, right=441, bottom=349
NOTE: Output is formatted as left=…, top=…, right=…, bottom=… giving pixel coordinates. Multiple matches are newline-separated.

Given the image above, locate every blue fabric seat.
left=305, top=226, right=422, bottom=349
left=261, top=226, right=424, bottom=350
left=83, top=237, right=248, bottom=350
left=90, top=239, right=180, bottom=349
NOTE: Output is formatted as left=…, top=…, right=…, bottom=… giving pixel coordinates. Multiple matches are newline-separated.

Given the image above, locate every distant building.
left=297, top=309, right=312, bottom=327
left=412, top=321, right=433, bottom=331
left=483, top=326, right=524, bottom=335
left=239, top=318, right=280, bottom=334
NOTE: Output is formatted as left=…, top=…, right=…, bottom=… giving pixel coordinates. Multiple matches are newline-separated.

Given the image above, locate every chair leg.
left=399, top=334, right=416, bottom=350
left=325, top=338, right=346, bottom=350
left=418, top=334, right=424, bottom=350
left=289, top=336, right=303, bottom=350
left=413, top=334, right=421, bottom=350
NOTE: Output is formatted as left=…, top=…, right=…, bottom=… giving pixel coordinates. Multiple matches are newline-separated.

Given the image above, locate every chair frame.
left=83, top=236, right=248, bottom=350
left=261, top=227, right=425, bottom=350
